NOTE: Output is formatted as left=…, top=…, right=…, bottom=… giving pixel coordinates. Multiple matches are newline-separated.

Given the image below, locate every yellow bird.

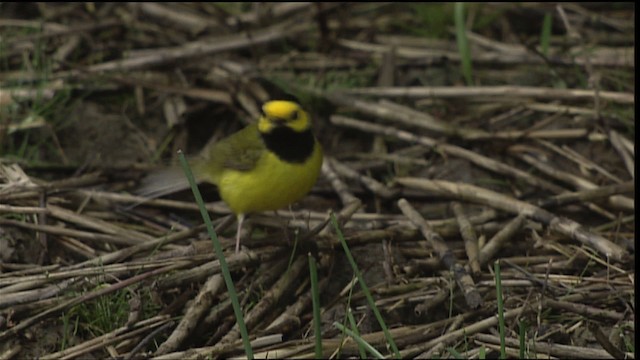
left=138, top=100, right=323, bottom=252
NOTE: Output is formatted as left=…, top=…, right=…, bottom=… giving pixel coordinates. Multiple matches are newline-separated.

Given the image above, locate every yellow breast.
left=217, top=142, right=323, bottom=215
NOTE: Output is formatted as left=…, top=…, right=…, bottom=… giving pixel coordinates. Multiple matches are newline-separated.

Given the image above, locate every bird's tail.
left=135, top=167, right=192, bottom=200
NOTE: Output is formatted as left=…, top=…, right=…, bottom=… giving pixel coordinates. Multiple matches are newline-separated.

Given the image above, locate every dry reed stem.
left=401, top=305, right=531, bottom=357
left=41, top=316, right=170, bottom=360
left=329, top=157, right=398, bottom=199
left=609, top=130, right=635, bottom=179
left=452, top=202, right=481, bottom=275
left=0, top=263, right=183, bottom=342
left=474, top=333, right=629, bottom=359
left=155, top=274, right=224, bottom=354
left=321, top=160, right=359, bottom=206
left=396, top=178, right=627, bottom=261
left=338, top=85, right=634, bottom=103
left=398, top=198, right=483, bottom=309
left=331, top=115, right=565, bottom=193
left=512, top=149, right=633, bottom=212
left=478, top=214, right=527, bottom=267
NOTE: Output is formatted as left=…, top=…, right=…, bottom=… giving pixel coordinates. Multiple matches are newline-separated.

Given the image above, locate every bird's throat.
left=260, top=127, right=316, bottom=163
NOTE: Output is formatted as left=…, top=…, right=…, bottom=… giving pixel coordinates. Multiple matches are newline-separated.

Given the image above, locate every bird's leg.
left=286, top=206, right=299, bottom=244
left=235, top=213, right=245, bottom=253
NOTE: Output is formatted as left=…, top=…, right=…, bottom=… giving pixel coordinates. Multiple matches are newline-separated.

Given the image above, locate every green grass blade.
left=447, top=346, right=465, bottom=359
left=454, top=2, right=473, bottom=85
left=347, top=308, right=367, bottom=359
left=494, top=260, right=506, bottom=360
left=308, top=253, right=323, bottom=359
left=178, top=151, right=253, bottom=360
left=330, top=214, right=400, bottom=358
left=479, top=344, right=486, bottom=359
left=540, top=13, right=552, bottom=57
left=60, top=311, right=71, bottom=350
left=333, top=322, right=385, bottom=359
left=337, top=276, right=358, bottom=358
left=519, top=319, right=526, bottom=359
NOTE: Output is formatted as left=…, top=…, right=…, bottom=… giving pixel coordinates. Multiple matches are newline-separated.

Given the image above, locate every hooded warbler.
left=139, top=100, right=323, bottom=252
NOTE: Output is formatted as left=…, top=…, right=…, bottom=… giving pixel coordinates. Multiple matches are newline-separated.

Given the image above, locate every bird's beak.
left=270, top=117, right=287, bottom=126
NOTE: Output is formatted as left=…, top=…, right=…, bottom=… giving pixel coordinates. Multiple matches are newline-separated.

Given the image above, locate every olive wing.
left=195, top=124, right=265, bottom=183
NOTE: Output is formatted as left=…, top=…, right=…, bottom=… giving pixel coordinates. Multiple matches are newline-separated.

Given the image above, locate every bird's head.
left=258, top=100, right=311, bottom=134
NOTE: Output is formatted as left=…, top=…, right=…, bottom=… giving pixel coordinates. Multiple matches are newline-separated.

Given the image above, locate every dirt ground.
left=0, top=3, right=635, bottom=359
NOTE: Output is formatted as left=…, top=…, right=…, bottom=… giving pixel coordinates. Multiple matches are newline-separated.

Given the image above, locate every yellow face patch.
left=258, top=100, right=310, bottom=133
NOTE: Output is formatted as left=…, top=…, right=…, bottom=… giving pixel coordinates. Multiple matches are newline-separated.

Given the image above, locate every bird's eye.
left=290, top=110, right=300, bottom=121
